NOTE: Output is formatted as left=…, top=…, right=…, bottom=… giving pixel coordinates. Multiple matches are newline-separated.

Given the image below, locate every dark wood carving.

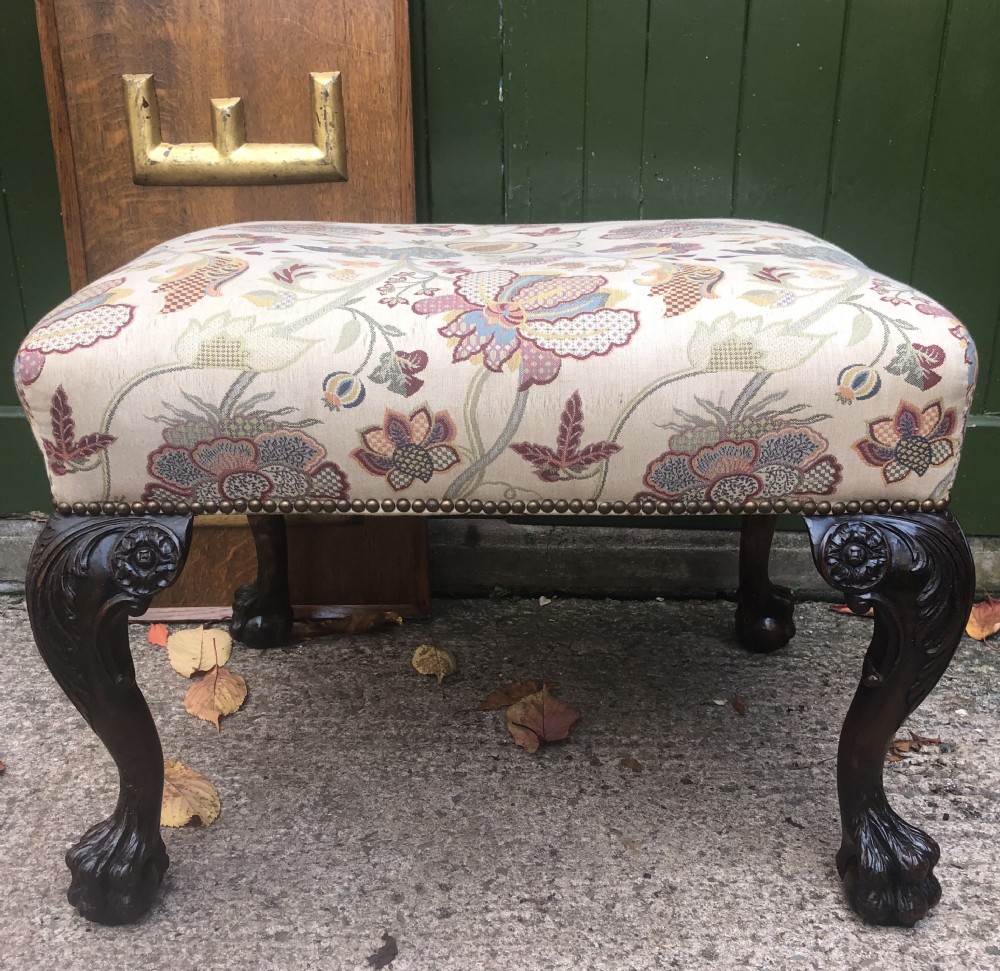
left=735, top=515, right=796, bottom=652
left=25, top=512, right=193, bottom=924
left=229, top=514, right=295, bottom=648
left=806, top=512, right=974, bottom=926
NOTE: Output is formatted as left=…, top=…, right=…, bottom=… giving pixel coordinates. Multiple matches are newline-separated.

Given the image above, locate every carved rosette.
left=109, top=524, right=183, bottom=598
left=818, top=521, right=890, bottom=592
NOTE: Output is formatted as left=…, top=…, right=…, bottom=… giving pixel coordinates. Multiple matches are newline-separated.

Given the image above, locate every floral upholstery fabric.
left=14, top=219, right=976, bottom=510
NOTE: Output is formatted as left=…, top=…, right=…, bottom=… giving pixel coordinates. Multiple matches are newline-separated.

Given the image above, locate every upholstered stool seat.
left=15, top=219, right=978, bottom=929
left=15, top=219, right=975, bottom=513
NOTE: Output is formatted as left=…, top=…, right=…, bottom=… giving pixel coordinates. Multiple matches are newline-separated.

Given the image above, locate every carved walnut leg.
left=735, top=515, right=796, bottom=652
left=229, top=514, right=294, bottom=648
left=25, top=512, right=193, bottom=924
left=806, top=513, right=974, bottom=926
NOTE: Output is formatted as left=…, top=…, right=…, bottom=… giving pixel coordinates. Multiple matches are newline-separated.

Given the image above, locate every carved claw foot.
left=228, top=515, right=295, bottom=649
left=229, top=581, right=294, bottom=649
left=838, top=800, right=941, bottom=927
left=807, top=512, right=974, bottom=926
left=26, top=513, right=192, bottom=923
left=735, top=516, right=796, bottom=653
left=66, top=812, right=169, bottom=925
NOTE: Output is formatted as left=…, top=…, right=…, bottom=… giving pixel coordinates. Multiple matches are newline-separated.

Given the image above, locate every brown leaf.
left=294, top=611, right=403, bottom=637
left=888, top=731, right=942, bottom=762
left=411, top=644, right=457, bottom=682
left=0, top=760, right=6, bottom=775
left=478, top=680, right=543, bottom=711
left=167, top=626, right=232, bottom=678
left=829, top=603, right=875, bottom=618
left=966, top=595, right=1000, bottom=641
left=620, top=756, right=642, bottom=773
left=730, top=695, right=747, bottom=717
left=161, top=759, right=220, bottom=827
left=184, top=665, right=248, bottom=730
left=147, top=623, right=169, bottom=648
left=506, top=686, right=581, bottom=754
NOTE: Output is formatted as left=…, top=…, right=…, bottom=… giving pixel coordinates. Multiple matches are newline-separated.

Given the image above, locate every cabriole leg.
left=806, top=512, right=974, bottom=926
left=229, top=513, right=294, bottom=648
left=735, top=515, right=796, bottom=652
left=25, top=512, right=193, bottom=924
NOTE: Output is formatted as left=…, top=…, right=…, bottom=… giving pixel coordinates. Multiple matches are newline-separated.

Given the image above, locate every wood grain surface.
left=39, top=0, right=414, bottom=286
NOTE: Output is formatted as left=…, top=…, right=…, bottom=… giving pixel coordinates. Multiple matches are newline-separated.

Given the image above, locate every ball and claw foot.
left=65, top=814, right=169, bottom=925
left=735, top=582, right=796, bottom=653
left=229, top=583, right=294, bottom=649
left=838, top=802, right=942, bottom=927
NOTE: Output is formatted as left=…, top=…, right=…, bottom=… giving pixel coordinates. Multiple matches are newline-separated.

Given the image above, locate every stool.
left=15, top=218, right=977, bottom=926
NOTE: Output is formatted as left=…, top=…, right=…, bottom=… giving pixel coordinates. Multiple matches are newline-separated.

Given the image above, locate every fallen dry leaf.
left=147, top=623, right=169, bottom=648
left=829, top=603, right=875, bottom=618
left=167, top=626, right=232, bottom=678
left=731, top=696, right=747, bottom=717
left=506, top=685, right=581, bottom=754
left=620, top=756, right=642, bottom=773
left=887, top=731, right=942, bottom=762
left=0, top=760, right=6, bottom=775
left=161, top=758, right=220, bottom=827
left=184, top=665, right=248, bottom=730
left=322, top=611, right=403, bottom=634
left=411, top=644, right=457, bottom=682
left=539, top=596, right=552, bottom=606
left=478, top=680, right=544, bottom=711
left=966, top=595, right=1000, bottom=642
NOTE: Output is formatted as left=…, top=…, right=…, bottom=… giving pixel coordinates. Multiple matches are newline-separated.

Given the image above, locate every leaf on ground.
left=0, top=760, right=6, bottom=775
left=411, top=644, right=457, bottom=682
left=478, top=680, right=544, bottom=711
left=730, top=695, right=747, bottom=717
left=829, top=603, right=875, bottom=618
left=506, top=685, right=581, bottom=754
left=966, top=595, right=1000, bottom=642
left=184, top=665, right=248, bottom=730
left=167, top=626, right=232, bottom=678
left=147, top=623, right=169, bottom=648
left=887, top=731, right=942, bottom=762
left=294, top=611, right=403, bottom=638
left=366, top=932, right=398, bottom=969
left=620, top=756, right=642, bottom=773
left=161, top=758, right=220, bottom=827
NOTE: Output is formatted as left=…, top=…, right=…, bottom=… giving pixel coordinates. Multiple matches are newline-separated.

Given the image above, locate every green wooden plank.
left=733, top=0, right=846, bottom=233
left=910, top=0, right=1000, bottom=414
left=824, top=0, right=948, bottom=281
left=0, top=2, right=71, bottom=323
left=0, top=409, right=51, bottom=513
left=0, top=172, right=26, bottom=407
left=409, top=0, right=432, bottom=222
left=640, top=0, right=748, bottom=218
left=950, top=417, right=1000, bottom=535
left=581, top=0, right=648, bottom=221
left=423, top=0, right=504, bottom=223
left=503, top=0, right=588, bottom=222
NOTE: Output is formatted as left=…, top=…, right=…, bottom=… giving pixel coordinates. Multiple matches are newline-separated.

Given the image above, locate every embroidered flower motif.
left=19, top=277, right=136, bottom=387
left=152, top=255, right=249, bottom=313
left=42, top=386, right=116, bottom=476
left=144, top=428, right=349, bottom=503
left=412, top=271, right=639, bottom=391
left=642, top=426, right=842, bottom=504
left=885, top=341, right=946, bottom=391
left=352, top=407, right=460, bottom=491
left=835, top=364, right=882, bottom=404
left=368, top=349, right=428, bottom=397
left=174, top=311, right=317, bottom=371
left=854, top=400, right=957, bottom=484
left=321, top=372, right=366, bottom=410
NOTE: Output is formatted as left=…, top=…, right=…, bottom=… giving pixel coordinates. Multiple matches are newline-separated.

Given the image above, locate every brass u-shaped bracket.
left=121, top=73, right=347, bottom=186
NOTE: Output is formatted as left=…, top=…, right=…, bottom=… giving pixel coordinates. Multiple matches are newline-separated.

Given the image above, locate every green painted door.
left=4, top=0, right=1000, bottom=530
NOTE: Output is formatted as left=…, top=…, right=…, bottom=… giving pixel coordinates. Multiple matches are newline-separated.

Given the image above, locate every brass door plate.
left=121, top=72, right=347, bottom=186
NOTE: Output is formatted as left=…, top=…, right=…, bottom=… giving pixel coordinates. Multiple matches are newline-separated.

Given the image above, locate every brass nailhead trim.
left=55, top=496, right=953, bottom=518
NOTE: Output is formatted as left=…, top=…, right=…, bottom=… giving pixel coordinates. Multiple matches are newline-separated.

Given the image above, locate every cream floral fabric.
left=14, top=219, right=977, bottom=509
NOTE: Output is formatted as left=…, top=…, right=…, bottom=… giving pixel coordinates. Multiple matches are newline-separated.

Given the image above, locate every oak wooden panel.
left=148, top=516, right=430, bottom=618
left=41, top=0, right=415, bottom=286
